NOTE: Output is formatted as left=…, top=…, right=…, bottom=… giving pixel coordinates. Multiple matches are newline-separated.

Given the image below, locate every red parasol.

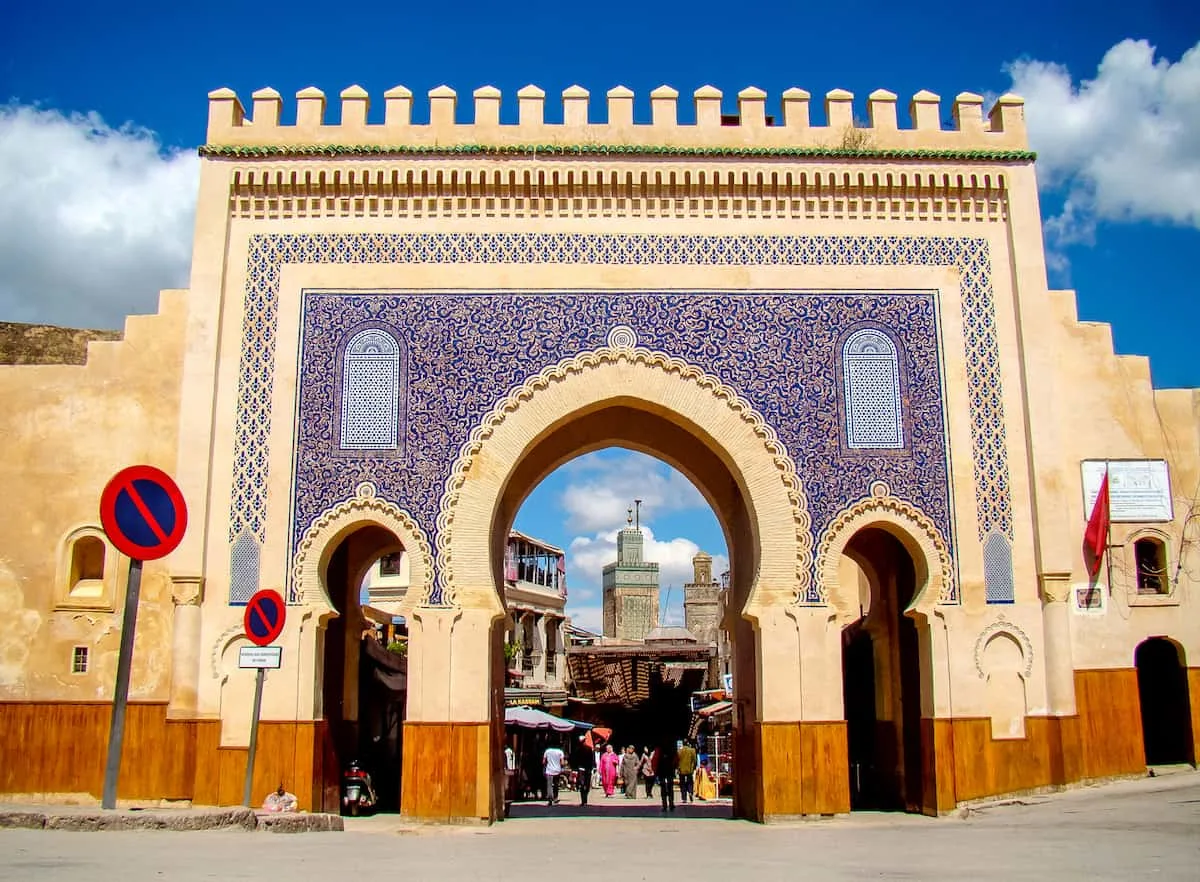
left=583, top=726, right=613, bottom=749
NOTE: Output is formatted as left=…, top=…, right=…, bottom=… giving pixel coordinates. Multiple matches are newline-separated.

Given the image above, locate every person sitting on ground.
left=262, top=784, right=297, bottom=813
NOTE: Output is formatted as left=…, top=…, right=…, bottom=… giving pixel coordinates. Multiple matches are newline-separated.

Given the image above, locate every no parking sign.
left=99, top=465, right=187, bottom=561
left=97, top=464, right=188, bottom=810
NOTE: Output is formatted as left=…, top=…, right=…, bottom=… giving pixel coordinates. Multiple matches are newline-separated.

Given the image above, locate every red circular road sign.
left=244, top=589, right=287, bottom=647
left=99, top=465, right=188, bottom=561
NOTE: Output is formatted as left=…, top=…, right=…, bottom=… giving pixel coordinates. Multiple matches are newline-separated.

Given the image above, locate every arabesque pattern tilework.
left=296, top=290, right=950, bottom=606
left=229, top=233, right=1012, bottom=604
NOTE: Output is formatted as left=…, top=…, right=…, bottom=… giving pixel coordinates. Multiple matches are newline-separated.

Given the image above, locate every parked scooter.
left=341, top=760, right=378, bottom=816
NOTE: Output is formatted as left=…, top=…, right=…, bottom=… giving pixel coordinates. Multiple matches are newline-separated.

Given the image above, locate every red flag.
left=1084, top=472, right=1110, bottom=578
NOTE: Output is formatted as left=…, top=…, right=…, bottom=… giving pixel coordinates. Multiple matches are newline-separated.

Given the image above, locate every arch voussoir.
left=815, top=480, right=955, bottom=620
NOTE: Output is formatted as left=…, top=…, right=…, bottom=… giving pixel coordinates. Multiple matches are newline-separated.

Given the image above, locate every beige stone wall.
left=0, top=291, right=188, bottom=700
left=1027, top=289, right=1200, bottom=670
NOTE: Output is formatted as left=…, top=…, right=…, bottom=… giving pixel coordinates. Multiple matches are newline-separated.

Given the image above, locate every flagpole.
left=1104, top=461, right=1114, bottom=595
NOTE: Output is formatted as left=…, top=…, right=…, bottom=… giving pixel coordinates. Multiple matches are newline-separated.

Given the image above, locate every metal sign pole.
left=102, top=558, right=143, bottom=810
left=242, top=666, right=266, bottom=808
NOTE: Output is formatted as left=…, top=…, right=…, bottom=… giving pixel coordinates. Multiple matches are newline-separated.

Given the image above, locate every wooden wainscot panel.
left=1075, top=670, right=1145, bottom=779
left=0, top=702, right=203, bottom=801
left=1050, top=714, right=1083, bottom=786
left=758, top=722, right=803, bottom=818
left=191, top=720, right=222, bottom=806
left=0, top=703, right=107, bottom=797
left=1189, top=669, right=1200, bottom=766
left=217, top=747, right=248, bottom=806
left=950, top=716, right=1072, bottom=803
left=402, top=722, right=490, bottom=822
left=800, top=721, right=850, bottom=815
left=928, top=719, right=956, bottom=813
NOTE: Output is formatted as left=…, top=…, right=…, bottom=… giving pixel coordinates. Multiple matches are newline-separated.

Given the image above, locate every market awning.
left=504, top=706, right=575, bottom=731
left=697, top=700, right=734, bottom=718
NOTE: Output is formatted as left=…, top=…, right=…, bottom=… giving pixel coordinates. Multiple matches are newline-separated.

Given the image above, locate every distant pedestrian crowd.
left=514, top=735, right=718, bottom=813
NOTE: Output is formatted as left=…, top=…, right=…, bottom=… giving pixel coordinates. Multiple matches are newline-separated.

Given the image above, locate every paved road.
left=1, top=772, right=1197, bottom=880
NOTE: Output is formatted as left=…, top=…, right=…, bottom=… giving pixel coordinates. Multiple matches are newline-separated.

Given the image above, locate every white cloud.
left=568, top=604, right=604, bottom=634
left=564, top=523, right=728, bottom=631
left=1007, top=39, right=1200, bottom=253
left=559, top=451, right=707, bottom=533
left=0, top=104, right=199, bottom=328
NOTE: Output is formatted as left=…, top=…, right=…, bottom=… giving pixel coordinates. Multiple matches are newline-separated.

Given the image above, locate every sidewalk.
left=0, top=802, right=343, bottom=833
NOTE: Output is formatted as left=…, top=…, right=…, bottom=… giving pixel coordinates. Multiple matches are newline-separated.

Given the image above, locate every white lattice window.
left=340, top=329, right=401, bottom=451
left=984, top=533, right=1015, bottom=603
left=843, top=329, right=904, bottom=449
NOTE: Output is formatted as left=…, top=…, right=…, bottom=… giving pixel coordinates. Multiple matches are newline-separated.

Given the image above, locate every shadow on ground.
left=506, top=796, right=732, bottom=820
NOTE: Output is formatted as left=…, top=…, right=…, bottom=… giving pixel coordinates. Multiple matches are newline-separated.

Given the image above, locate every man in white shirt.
left=503, top=744, right=517, bottom=815
left=542, top=741, right=566, bottom=806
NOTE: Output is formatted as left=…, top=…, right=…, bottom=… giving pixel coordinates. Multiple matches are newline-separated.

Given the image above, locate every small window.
left=70, top=536, right=106, bottom=597
left=379, top=552, right=404, bottom=577
left=71, top=646, right=89, bottom=674
left=340, top=328, right=401, bottom=451
left=57, top=529, right=114, bottom=610
left=842, top=328, right=904, bottom=450
left=1134, top=538, right=1169, bottom=595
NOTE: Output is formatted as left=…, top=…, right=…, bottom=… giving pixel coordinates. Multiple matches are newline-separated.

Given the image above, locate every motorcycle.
left=341, top=760, right=378, bottom=817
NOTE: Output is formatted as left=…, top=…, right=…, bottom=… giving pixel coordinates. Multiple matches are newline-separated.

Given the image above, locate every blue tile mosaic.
left=228, top=233, right=1013, bottom=605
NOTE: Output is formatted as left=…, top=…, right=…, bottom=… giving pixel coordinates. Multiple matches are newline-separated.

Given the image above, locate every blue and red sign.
left=99, top=465, right=188, bottom=561
left=244, top=589, right=287, bottom=647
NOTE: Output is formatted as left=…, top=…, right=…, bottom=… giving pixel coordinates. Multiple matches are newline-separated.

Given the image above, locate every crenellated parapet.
left=203, top=84, right=1029, bottom=157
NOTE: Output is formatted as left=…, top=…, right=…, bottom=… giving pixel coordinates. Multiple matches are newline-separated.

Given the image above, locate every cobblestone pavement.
left=1, top=772, right=1197, bottom=881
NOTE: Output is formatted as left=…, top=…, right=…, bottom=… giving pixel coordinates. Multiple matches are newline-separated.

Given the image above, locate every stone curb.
left=0, top=807, right=343, bottom=833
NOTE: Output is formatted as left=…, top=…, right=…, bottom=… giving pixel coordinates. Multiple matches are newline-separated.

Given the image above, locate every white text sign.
left=1081, top=460, right=1173, bottom=523
left=238, top=645, right=283, bottom=669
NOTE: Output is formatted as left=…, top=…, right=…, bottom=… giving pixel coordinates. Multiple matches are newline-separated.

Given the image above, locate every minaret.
left=683, top=551, right=721, bottom=646
left=601, top=502, right=660, bottom=641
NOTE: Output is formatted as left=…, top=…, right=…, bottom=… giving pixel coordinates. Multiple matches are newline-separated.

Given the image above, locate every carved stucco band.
left=815, top=480, right=957, bottom=607
left=434, top=342, right=814, bottom=607
left=974, top=615, right=1035, bottom=679
left=292, top=481, right=434, bottom=610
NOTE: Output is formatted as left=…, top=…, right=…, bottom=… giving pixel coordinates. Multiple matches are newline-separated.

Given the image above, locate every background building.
left=602, top=511, right=660, bottom=641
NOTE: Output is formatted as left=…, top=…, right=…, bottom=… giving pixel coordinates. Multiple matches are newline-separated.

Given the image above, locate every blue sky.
left=2, top=1, right=1197, bottom=629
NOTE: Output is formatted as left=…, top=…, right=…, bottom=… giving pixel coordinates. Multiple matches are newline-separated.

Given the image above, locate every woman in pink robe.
left=599, top=744, right=619, bottom=797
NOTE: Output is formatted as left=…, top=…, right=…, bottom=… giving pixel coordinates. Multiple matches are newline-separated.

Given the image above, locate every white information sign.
left=1081, top=460, right=1173, bottom=523
left=238, top=645, right=283, bottom=669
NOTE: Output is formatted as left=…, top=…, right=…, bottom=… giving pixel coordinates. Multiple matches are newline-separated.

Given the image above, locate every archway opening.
left=488, top=403, right=760, bottom=820
left=318, top=524, right=410, bottom=815
left=1135, top=638, right=1195, bottom=768
left=839, top=527, right=932, bottom=813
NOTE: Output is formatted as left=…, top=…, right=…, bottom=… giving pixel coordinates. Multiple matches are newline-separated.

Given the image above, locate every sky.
left=2, top=1, right=1198, bottom=630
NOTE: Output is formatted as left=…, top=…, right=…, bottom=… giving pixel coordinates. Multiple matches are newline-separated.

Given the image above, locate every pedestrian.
left=620, top=745, right=640, bottom=799
left=657, top=737, right=677, bottom=813
left=640, top=746, right=656, bottom=798
left=695, top=758, right=718, bottom=801
left=503, top=742, right=517, bottom=814
left=572, top=734, right=595, bottom=806
left=677, top=738, right=697, bottom=803
left=599, top=743, right=619, bottom=797
left=543, top=740, right=565, bottom=807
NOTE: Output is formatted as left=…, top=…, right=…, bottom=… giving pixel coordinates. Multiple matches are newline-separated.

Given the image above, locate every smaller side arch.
left=816, top=481, right=955, bottom=619
left=292, top=482, right=433, bottom=615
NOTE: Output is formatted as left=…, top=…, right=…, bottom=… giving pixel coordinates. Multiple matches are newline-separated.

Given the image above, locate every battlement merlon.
left=204, top=85, right=1028, bottom=154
